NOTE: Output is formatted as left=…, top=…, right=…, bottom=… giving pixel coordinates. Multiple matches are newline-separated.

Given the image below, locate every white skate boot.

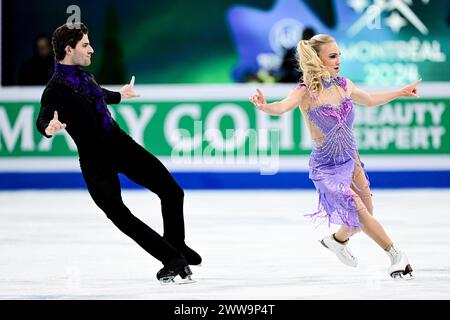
left=385, top=244, right=413, bottom=279
left=320, top=235, right=358, bottom=267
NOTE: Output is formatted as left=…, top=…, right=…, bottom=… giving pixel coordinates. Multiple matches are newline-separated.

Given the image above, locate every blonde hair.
left=297, top=34, right=336, bottom=95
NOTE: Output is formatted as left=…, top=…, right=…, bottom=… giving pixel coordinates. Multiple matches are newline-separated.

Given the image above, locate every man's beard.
left=74, top=56, right=91, bottom=67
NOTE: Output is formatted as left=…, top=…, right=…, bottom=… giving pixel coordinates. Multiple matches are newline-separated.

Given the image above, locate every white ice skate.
left=386, top=244, right=414, bottom=280
left=320, top=235, right=358, bottom=267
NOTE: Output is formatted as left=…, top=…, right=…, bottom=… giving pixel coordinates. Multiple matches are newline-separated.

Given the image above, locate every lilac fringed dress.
left=299, top=77, right=370, bottom=228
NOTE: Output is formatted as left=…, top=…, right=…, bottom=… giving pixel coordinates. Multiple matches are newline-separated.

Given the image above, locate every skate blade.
left=175, top=275, right=196, bottom=285
left=178, top=266, right=195, bottom=284
left=180, top=266, right=193, bottom=278
left=158, top=276, right=176, bottom=284
left=391, top=272, right=414, bottom=280
left=159, top=266, right=195, bottom=285
left=391, top=265, right=414, bottom=280
left=159, top=275, right=196, bottom=285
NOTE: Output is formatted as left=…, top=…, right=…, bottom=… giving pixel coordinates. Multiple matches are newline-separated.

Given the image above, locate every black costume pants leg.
left=116, top=137, right=186, bottom=245
left=81, top=165, right=183, bottom=264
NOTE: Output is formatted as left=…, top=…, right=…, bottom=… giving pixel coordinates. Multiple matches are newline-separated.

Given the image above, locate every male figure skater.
left=36, top=22, right=201, bottom=283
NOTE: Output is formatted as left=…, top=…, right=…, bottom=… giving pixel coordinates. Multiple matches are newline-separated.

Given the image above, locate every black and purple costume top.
left=37, top=62, right=123, bottom=162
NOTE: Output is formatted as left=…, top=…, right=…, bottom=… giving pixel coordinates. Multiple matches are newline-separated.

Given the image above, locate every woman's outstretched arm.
left=249, top=86, right=307, bottom=115
left=349, top=79, right=421, bottom=107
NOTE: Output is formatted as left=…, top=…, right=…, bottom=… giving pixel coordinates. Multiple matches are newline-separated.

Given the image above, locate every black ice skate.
left=157, top=258, right=194, bottom=284
left=178, top=244, right=202, bottom=266
left=164, top=238, right=202, bottom=266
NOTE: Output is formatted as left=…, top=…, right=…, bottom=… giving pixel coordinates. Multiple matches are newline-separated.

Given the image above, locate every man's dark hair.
left=51, top=23, right=88, bottom=61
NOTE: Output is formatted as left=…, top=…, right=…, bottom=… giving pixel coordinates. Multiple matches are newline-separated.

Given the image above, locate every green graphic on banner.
left=0, top=99, right=449, bottom=157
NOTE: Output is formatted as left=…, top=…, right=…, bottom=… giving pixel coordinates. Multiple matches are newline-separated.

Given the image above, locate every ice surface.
left=1, top=189, right=449, bottom=300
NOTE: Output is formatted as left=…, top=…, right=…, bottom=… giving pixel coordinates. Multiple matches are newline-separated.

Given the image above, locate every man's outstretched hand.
left=120, top=75, right=141, bottom=100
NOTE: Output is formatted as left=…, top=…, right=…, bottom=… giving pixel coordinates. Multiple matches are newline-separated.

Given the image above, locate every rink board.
left=1, top=84, right=449, bottom=189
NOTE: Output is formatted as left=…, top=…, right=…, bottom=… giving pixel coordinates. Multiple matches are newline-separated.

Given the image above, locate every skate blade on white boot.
left=387, top=245, right=414, bottom=280
left=390, top=264, right=414, bottom=280
left=320, top=236, right=358, bottom=268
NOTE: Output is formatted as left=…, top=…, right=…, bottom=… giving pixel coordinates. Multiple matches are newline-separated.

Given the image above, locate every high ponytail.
left=297, top=34, right=335, bottom=95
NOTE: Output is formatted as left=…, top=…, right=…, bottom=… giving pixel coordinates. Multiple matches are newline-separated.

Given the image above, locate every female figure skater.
left=249, top=34, right=419, bottom=279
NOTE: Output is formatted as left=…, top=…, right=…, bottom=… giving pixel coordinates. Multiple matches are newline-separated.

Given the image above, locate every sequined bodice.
left=306, top=97, right=355, bottom=134
left=300, top=78, right=358, bottom=164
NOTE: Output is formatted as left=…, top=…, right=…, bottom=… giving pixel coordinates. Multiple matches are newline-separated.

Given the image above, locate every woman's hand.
left=249, top=88, right=267, bottom=111
left=400, top=79, right=421, bottom=98
left=249, top=86, right=305, bottom=115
